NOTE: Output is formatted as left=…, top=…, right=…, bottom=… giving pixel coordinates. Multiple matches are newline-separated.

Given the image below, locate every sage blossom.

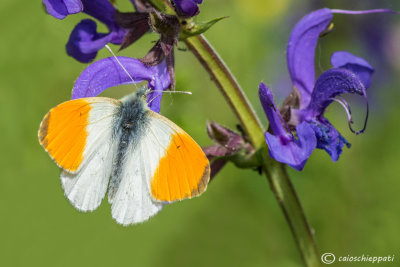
left=43, top=0, right=127, bottom=63
left=259, top=8, right=391, bottom=170
left=71, top=57, right=171, bottom=113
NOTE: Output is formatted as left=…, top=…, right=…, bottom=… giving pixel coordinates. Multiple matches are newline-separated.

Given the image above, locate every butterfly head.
left=120, top=86, right=150, bottom=103
left=137, top=86, right=151, bottom=99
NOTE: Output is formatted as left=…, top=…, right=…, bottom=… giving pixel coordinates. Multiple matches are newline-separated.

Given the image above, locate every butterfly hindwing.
left=110, top=137, right=163, bottom=225
left=60, top=137, right=116, bottom=212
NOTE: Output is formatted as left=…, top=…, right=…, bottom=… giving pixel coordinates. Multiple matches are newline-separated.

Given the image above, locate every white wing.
left=61, top=139, right=116, bottom=212
left=110, top=136, right=163, bottom=225
left=109, top=111, right=209, bottom=225
left=60, top=98, right=119, bottom=212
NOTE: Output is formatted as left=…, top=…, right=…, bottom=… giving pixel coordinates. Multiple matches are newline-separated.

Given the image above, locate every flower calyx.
left=203, top=121, right=259, bottom=179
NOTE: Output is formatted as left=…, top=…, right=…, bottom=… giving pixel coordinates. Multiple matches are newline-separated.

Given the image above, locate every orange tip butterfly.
left=38, top=89, right=210, bottom=225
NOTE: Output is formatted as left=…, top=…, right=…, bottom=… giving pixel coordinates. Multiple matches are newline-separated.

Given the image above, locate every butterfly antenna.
left=105, top=44, right=138, bottom=90
left=105, top=45, right=193, bottom=97
left=151, top=90, right=192, bottom=95
left=147, top=90, right=192, bottom=105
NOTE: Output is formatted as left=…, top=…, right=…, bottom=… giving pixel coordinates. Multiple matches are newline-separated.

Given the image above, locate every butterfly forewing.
left=39, top=97, right=120, bottom=211
left=147, top=111, right=210, bottom=202
left=38, top=97, right=120, bottom=173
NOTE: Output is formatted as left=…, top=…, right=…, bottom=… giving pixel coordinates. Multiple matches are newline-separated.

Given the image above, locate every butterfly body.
left=109, top=92, right=149, bottom=200
left=39, top=91, right=210, bottom=225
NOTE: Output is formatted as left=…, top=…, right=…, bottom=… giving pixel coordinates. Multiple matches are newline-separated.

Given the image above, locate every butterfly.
left=38, top=89, right=210, bottom=225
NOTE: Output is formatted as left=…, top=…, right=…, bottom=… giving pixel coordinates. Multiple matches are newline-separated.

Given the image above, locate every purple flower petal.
left=331, top=51, right=373, bottom=70
left=80, top=0, right=126, bottom=44
left=308, top=119, right=350, bottom=161
left=296, top=67, right=367, bottom=160
left=259, top=82, right=287, bottom=136
left=42, top=0, right=83, bottom=19
left=172, top=0, right=203, bottom=17
left=305, top=68, right=366, bottom=118
left=80, top=0, right=117, bottom=29
left=63, top=0, right=126, bottom=62
left=331, top=51, right=374, bottom=88
left=66, top=19, right=114, bottom=63
left=265, top=122, right=316, bottom=171
left=72, top=57, right=170, bottom=112
left=287, top=8, right=333, bottom=108
left=259, top=82, right=316, bottom=170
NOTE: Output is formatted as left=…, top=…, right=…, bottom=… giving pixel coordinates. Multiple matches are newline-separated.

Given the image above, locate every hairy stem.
left=185, top=34, right=321, bottom=267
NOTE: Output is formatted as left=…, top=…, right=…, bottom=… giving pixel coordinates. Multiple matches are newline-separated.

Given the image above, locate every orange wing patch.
left=38, top=99, right=91, bottom=172
left=151, top=132, right=210, bottom=202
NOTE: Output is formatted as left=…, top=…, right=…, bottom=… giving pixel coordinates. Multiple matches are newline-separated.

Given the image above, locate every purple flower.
left=42, top=0, right=185, bottom=110
left=42, top=0, right=205, bottom=89
left=72, top=57, right=171, bottom=113
left=43, top=0, right=126, bottom=63
left=259, top=83, right=316, bottom=170
left=171, top=0, right=203, bottom=17
left=259, top=8, right=391, bottom=170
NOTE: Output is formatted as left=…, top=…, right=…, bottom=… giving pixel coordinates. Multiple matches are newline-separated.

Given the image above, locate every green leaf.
left=179, top=17, right=228, bottom=40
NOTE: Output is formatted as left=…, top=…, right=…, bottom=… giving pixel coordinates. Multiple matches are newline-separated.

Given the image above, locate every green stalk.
left=184, top=34, right=321, bottom=267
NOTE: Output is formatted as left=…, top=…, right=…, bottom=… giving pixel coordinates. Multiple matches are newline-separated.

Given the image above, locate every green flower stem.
left=184, top=34, right=321, bottom=267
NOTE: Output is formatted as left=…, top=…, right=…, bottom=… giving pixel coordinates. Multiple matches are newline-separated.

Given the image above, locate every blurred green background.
left=1, top=0, right=400, bottom=266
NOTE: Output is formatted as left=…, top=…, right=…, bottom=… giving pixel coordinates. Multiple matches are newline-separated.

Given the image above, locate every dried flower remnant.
left=203, top=122, right=256, bottom=179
